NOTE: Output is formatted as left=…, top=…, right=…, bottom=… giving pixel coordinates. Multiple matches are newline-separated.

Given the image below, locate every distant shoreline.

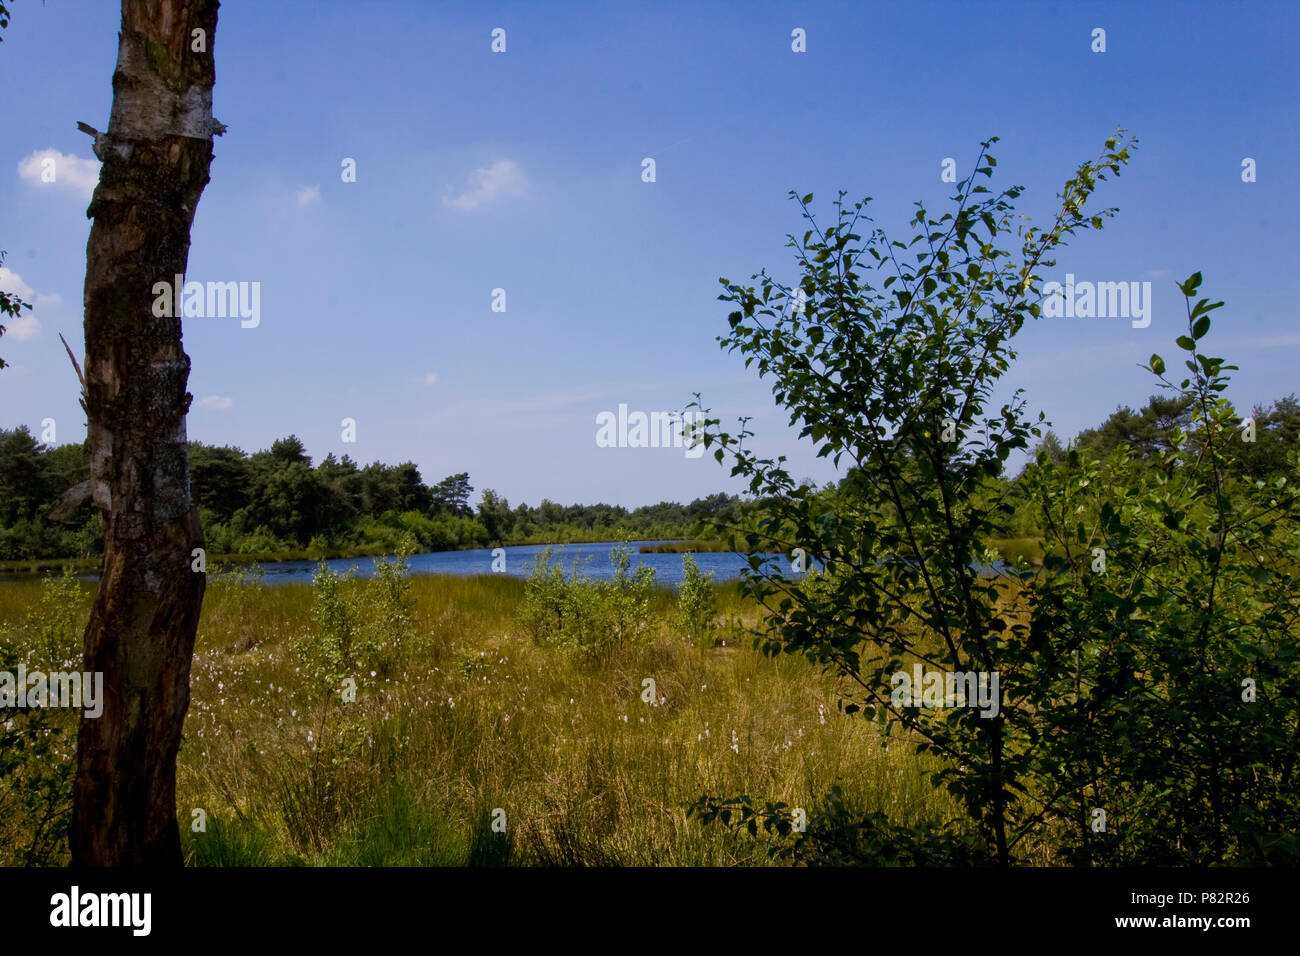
left=636, top=539, right=732, bottom=553
left=0, top=536, right=1043, bottom=577
left=0, top=537, right=709, bottom=577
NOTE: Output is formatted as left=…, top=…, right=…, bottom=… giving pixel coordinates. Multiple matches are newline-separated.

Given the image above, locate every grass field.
left=0, top=568, right=956, bottom=866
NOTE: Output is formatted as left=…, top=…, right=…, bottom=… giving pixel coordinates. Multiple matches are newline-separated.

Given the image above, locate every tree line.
left=0, top=430, right=747, bottom=560
left=4, top=390, right=1294, bottom=563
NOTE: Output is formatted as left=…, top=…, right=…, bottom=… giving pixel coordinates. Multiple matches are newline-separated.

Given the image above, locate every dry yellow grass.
left=0, top=570, right=955, bottom=865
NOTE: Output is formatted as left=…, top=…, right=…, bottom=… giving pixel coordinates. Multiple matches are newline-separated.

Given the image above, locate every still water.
left=237, top=541, right=781, bottom=587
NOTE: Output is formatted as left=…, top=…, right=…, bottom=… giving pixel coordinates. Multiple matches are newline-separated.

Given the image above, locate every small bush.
left=672, top=553, right=718, bottom=646
left=367, top=536, right=417, bottom=674
left=299, top=534, right=416, bottom=693
left=300, top=560, right=361, bottom=695
left=519, top=544, right=655, bottom=656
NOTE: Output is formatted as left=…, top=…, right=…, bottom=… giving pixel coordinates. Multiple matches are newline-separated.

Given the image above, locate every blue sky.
left=2, top=0, right=1297, bottom=510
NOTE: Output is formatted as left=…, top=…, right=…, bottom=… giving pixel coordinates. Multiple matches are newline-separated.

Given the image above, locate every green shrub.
left=672, top=553, right=718, bottom=646
left=300, top=560, right=361, bottom=696
left=693, top=126, right=1300, bottom=866
left=518, top=546, right=569, bottom=646
left=367, top=536, right=417, bottom=672
left=692, top=132, right=1144, bottom=864
left=603, top=542, right=656, bottom=647
left=519, top=544, right=655, bottom=656
left=1018, top=275, right=1300, bottom=864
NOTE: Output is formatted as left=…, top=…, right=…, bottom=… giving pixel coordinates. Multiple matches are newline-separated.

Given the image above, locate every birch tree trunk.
left=71, top=0, right=222, bottom=866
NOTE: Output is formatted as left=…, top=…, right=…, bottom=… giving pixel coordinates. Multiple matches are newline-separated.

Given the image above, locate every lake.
left=24, top=540, right=1010, bottom=588
left=231, top=541, right=782, bottom=587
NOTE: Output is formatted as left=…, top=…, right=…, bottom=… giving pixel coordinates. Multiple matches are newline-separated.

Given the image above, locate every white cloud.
left=296, top=184, right=321, bottom=207
left=0, top=268, right=60, bottom=309
left=425, top=372, right=439, bottom=385
left=2, top=313, right=40, bottom=342
left=442, top=159, right=526, bottom=210
left=197, top=395, right=234, bottom=411
left=0, top=267, right=36, bottom=300
left=0, top=266, right=58, bottom=342
left=17, top=148, right=101, bottom=198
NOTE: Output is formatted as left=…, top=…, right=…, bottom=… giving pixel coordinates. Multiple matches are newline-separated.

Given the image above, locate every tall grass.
left=0, top=561, right=955, bottom=866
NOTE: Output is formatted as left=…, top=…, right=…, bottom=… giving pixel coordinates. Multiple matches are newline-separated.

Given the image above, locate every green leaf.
left=1176, top=335, right=1196, bottom=351
left=1192, top=315, right=1210, bottom=340
left=1190, top=298, right=1224, bottom=319
left=1149, top=354, right=1165, bottom=375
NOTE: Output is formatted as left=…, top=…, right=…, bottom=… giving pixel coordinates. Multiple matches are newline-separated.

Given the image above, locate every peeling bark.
left=71, top=0, right=220, bottom=867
